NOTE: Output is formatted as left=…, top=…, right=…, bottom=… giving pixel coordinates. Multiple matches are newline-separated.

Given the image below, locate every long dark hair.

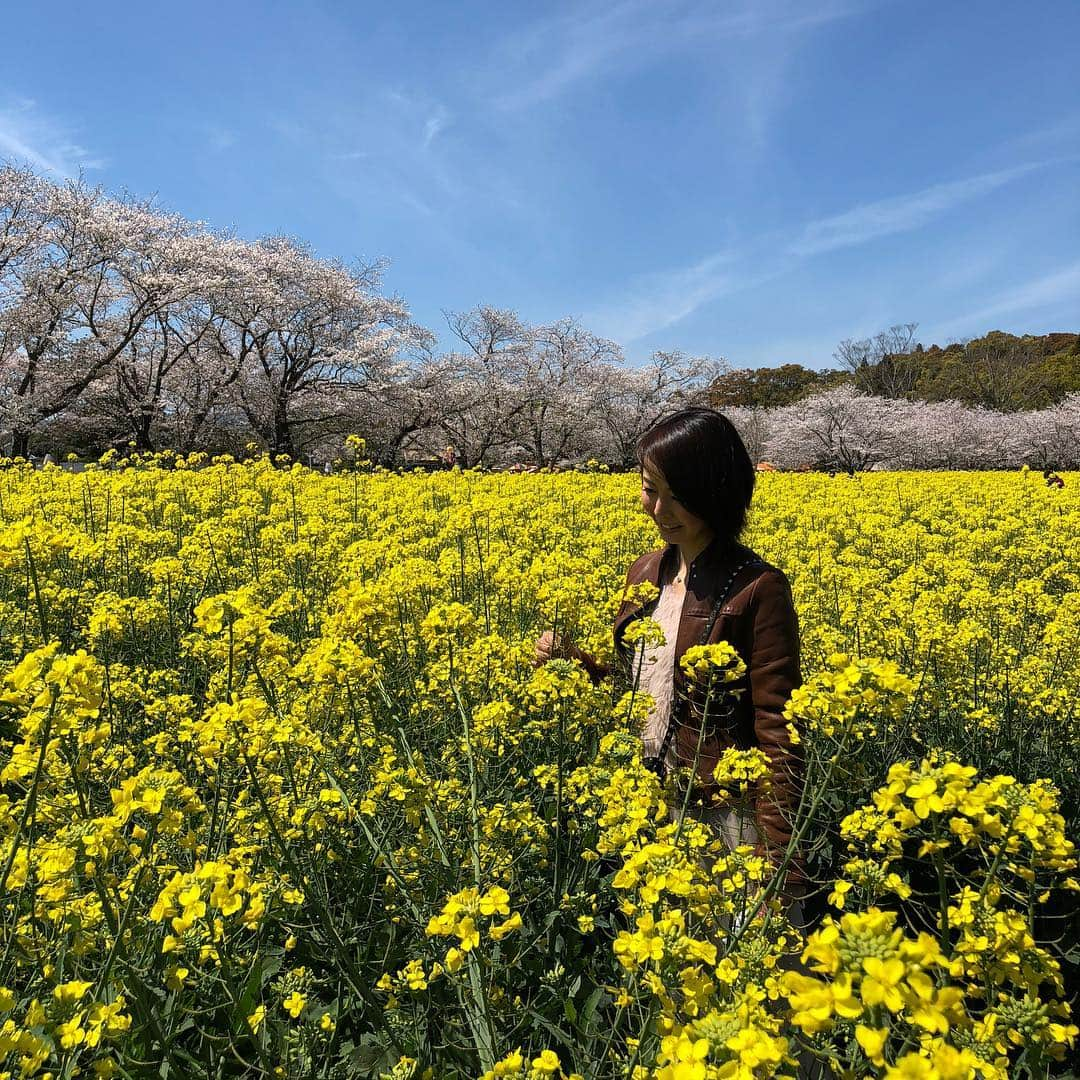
left=636, top=407, right=756, bottom=545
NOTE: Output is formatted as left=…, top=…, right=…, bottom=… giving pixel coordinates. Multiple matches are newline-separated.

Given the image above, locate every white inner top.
left=634, top=572, right=760, bottom=850
left=637, top=581, right=683, bottom=764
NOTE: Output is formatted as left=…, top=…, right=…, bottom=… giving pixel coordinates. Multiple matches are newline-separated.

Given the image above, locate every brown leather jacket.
left=579, top=538, right=805, bottom=892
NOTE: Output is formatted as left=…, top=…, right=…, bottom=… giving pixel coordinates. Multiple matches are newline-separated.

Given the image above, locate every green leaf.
left=236, top=953, right=283, bottom=1018
left=580, top=987, right=605, bottom=1028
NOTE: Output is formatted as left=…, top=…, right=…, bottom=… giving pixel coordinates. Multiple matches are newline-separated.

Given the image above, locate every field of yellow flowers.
left=0, top=455, right=1077, bottom=1079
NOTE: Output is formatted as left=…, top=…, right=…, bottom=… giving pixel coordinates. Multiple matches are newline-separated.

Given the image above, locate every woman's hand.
left=535, top=633, right=610, bottom=685
left=533, top=630, right=578, bottom=667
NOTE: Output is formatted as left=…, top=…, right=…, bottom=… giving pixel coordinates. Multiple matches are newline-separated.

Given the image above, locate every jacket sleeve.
left=575, top=648, right=610, bottom=686
left=747, top=569, right=806, bottom=895
left=575, top=553, right=652, bottom=686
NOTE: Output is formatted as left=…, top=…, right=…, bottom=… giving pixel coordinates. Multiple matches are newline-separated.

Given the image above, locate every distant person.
left=534, top=407, right=806, bottom=910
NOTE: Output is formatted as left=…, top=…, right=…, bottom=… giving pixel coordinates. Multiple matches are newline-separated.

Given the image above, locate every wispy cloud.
left=421, top=105, right=451, bottom=150
left=932, top=261, right=1080, bottom=339
left=0, top=98, right=104, bottom=176
left=487, top=0, right=861, bottom=111
left=585, top=250, right=744, bottom=342
left=274, top=89, right=531, bottom=235
left=206, top=127, right=236, bottom=152
left=588, top=161, right=1051, bottom=343
left=932, top=242, right=1007, bottom=293
left=787, top=164, right=1040, bottom=257
left=999, top=109, right=1080, bottom=157
left=275, top=89, right=459, bottom=215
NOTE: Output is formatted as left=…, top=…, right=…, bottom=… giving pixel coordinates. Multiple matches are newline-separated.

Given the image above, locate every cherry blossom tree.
left=155, top=234, right=283, bottom=454
left=888, top=400, right=1017, bottom=469
left=0, top=166, right=49, bottom=296
left=428, top=314, right=720, bottom=469
left=434, top=307, right=534, bottom=467
left=587, top=350, right=724, bottom=467
left=722, top=406, right=772, bottom=465
left=0, top=174, right=178, bottom=456
left=1015, top=392, right=1080, bottom=470
left=509, top=318, right=621, bottom=466
left=4, top=164, right=1076, bottom=470
left=224, top=237, right=426, bottom=459
left=764, top=385, right=895, bottom=472
left=300, top=348, right=461, bottom=466
left=102, top=214, right=246, bottom=451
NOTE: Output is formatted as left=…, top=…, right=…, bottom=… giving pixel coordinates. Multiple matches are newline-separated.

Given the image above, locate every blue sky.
left=2, top=0, right=1078, bottom=368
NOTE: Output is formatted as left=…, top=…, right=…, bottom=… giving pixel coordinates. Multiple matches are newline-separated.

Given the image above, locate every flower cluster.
left=0, top=458, right=1075, bottom=1077
left=783, top=653, right=916, bottom=743
left=425, top=885, right=523, bottom=969
left=678, top=642, right=747, bottom=685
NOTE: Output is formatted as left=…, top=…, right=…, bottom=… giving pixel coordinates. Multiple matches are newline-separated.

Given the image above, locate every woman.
left=535, top=407, right=805, bottom=901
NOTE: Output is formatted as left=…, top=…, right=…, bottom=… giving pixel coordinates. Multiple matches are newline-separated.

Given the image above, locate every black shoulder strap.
left=698, top=555, right=765, bottom=647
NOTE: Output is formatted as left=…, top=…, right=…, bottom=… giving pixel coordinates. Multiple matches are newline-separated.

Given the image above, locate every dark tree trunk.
left=272, top=397, right=295, bottom=458
left=134, top=411, right=155, bottom=452
left=10, top=429, right=31, bottom=459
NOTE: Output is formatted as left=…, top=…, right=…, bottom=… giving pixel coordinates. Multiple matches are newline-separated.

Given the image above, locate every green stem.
left=94, top=817, right=160, bottom=998
left=672, top=680, right=715, bottom=847
left=239, top=746, right=401, bottom=1056
left=729, top=726, right=855, bottom=950
left=933, top=849, right=951, bottom=953
left=24, top=535, right=49, bottom=642
left=449, top=673, right=497, bottom=1069
left=0, top=698, right=56, bottom=894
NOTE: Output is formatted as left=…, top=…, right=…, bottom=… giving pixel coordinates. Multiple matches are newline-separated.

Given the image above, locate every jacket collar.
left=663, top=536, right=748, bottom=585
left=616, top=537, right=749, bottom=637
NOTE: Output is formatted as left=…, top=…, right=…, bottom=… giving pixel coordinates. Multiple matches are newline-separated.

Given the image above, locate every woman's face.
left=639, top=461, right=714, bottom=550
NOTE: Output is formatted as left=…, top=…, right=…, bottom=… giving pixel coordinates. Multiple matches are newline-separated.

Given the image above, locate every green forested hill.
left=710, top=331, right=1080, bottom=411
left=903, top=331, right=1080, bottom=409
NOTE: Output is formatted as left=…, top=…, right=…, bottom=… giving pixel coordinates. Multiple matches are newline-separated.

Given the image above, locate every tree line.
left=713, top=325, right=1080, bottom=412
left=0, top=165, right=719, bottom=466
left=2, top=164, right=1077, bottom=470
left=724, top=386, right=1079, bottom=472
